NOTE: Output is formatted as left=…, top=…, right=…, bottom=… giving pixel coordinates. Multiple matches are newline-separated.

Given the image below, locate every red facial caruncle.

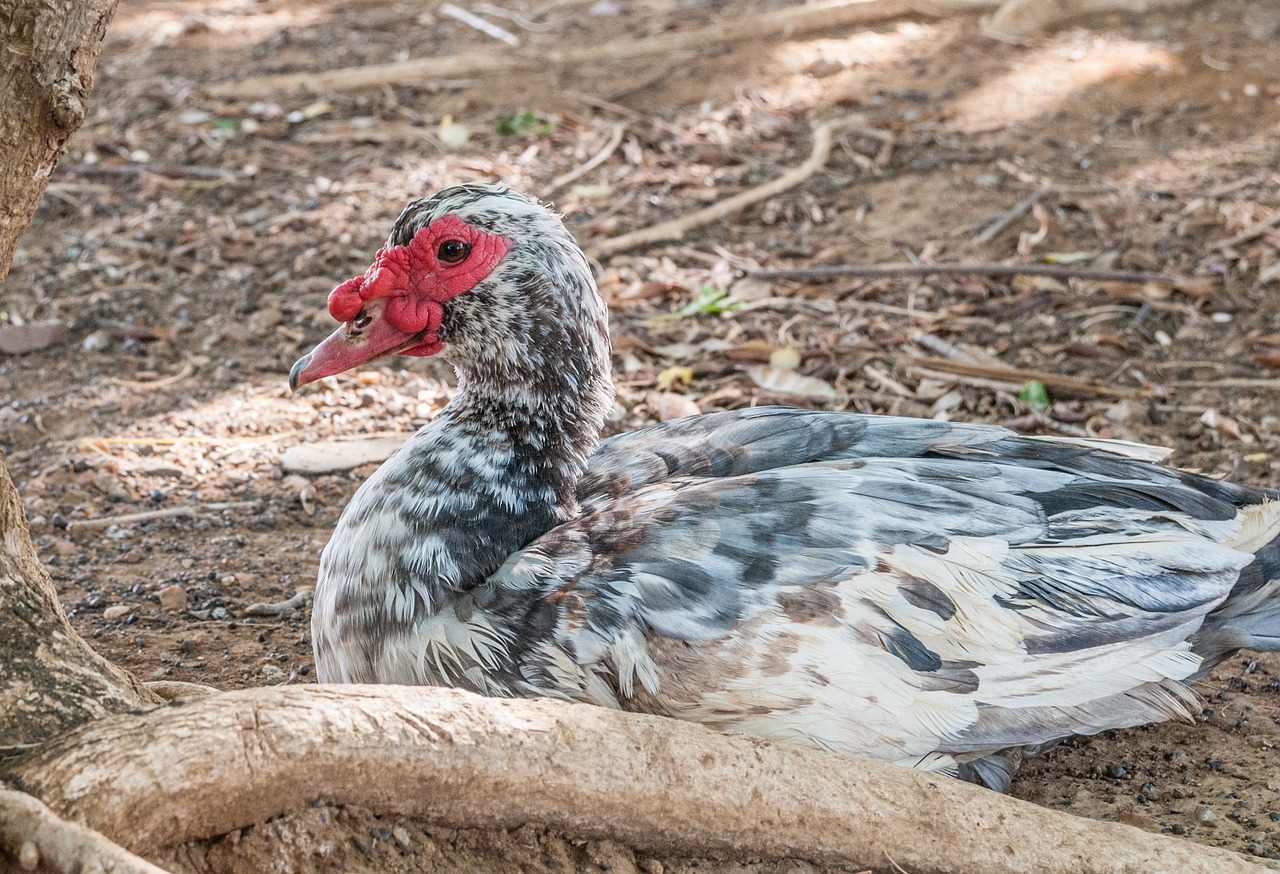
left=290, top=215, right=512, bottom=389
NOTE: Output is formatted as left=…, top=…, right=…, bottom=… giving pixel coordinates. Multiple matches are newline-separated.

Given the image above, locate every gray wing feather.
left=490, top=408, right=1275, bottom=768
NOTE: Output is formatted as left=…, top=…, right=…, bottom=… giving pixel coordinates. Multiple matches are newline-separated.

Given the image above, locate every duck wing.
left=487, top=410, right=1279, bottom=786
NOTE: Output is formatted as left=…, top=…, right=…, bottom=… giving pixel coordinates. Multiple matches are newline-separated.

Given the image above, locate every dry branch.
left=543, top=122, right=627, bottom=197
left=0, top=789, right=171, bottom=874
left=207, top=0, right=988, bottom=99
left=908, top=355, right=1151, bottom=399
left=6, top=686, right=1268, bottom=874
left=752, top=261, right=1186, bottom=284
left=64, top=500, right=259, bottom=532
left=588, top=118, right=847, bottom=258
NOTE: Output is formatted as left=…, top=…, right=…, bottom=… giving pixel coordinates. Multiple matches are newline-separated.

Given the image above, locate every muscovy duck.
left=291, top=182, right=1280, bottom=790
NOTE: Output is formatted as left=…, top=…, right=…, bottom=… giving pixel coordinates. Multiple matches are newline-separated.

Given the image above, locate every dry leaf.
left=1252, top=348, right=1280, bottom=369
left=653, top=392, right=700, bottom=421
left=438, top=115, right=471, bottom=148
left=768, top=346, right=801, bottom=370
left=656, top=366, right=693, bottom=390
left=745, top=365, right=836, bottom=399
left=1200, top=409, right=1241, bottom=439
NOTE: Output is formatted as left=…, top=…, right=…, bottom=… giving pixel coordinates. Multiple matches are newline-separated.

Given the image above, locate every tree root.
left=587, top=117, right=850, bottom=259
left=4, top=686, right=1270, bottom=874
left=0, top=788, right=171, bottom=874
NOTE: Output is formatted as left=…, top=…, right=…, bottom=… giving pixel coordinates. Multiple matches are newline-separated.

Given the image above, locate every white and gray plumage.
left=291, top=183, right=1280, bottom=791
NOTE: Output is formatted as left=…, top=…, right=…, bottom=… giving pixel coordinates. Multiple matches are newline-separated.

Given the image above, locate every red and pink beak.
left=289, top=241, right=448, bottom=390
left=289, top=218, right=513, bottom=390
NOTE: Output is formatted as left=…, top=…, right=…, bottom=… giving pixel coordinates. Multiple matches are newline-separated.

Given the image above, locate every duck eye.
left=437, top=239, right=471, bottom=264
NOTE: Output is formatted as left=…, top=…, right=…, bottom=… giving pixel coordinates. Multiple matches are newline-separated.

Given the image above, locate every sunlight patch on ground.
left=68, top=372, right=448, bottom=500
left=948, top=34, right=1178, bottom=133
left=760, top=22, right=949, bottom=110
left=110, top=1, right=323, bottom=48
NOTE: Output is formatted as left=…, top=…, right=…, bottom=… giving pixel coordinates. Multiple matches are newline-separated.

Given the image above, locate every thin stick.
left=0, top=789, right=172, bottom=874
left=65, top=501, right=259, bottom=532
left=907, top=356, right=1151, bottom=399
left=440, top=3, right=520, bottom=47
left=109, top=361, right=195, bottom=390
left=1213, top=209, right=1280, bottom=251
left=1168, top=377, right=1280, bottom=389
left=57, top=163, right=235, bottom=180
left=244, top=590, right=314, bottom=617
left=543, top=123, right=626, bottom=197
left=973, top=192, right=1042, bottom=243
left=589, top=117, right=847, bottom=258
left=751, top=262, right=1186, bottom=284
left=208, top=0, right=961, bottom=98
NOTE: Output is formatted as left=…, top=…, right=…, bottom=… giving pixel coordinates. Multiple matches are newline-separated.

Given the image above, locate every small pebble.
left=158, top=584, right=187, bottom=612
left=1195, top=805, right=1216, bottom=825
left=103, top=605, right=131, bottom=621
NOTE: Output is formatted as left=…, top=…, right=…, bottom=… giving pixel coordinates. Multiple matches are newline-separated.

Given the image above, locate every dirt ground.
left=5, top=0, right=1280, bottom=870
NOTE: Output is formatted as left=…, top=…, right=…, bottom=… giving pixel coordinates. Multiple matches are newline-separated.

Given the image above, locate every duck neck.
left=340, top=293, right=613, bottom=624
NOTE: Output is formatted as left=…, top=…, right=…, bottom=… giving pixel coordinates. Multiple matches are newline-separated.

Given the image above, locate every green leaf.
left=670, top=286, right=744, bottom=319
left=496, top=109, right=554, bottom=136
left=1019, top=380, right=1051, bottom=410
left=209, top=118, right=240, bottom=130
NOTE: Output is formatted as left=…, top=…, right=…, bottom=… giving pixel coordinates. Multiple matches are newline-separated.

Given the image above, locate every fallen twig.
left=1168, top=377, right=1280, bottom=390
left=65, top=501, right=259, bottom=532
left=543, top=122, right=626, bottom=197
left=57, top=163, right=235, bottom=180
left=589, top=117, right=849, bottom=258
left=9, top=686, right=1267, bottom=873
left=973, top=192, right=1042, bottom=243
left=0, top=789, right=171, bottom=874
left=109, top=362, right=195, bottom=390
left=208, top=0, right=976, bottom=98
left=752, top=262, right=1187, bottom=284
left=1213, top=209, right=1280, bottom=251
left=440, top=3, right=520, bottom=47
left=908, top=355, right=1152, bottom=399
left=243, top=589, right=314, bottom=617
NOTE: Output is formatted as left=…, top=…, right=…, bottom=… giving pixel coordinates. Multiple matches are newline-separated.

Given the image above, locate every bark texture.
left=0, top=789, right=171, bottom=874
left=4, top=685, right=1271, bottom=874
left=0, top=0, right=118, bottom=285
left=0, top=459, right=160, bottom=747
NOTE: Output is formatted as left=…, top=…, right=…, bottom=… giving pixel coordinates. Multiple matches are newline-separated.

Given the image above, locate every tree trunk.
left=0, top=0, right=155, bottom=750
left=0, top=0, right=118, bottom=285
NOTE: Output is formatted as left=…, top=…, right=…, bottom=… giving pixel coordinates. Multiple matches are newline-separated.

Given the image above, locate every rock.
left=158, top=584, right=187, bottom=611
left=103, top=605, right=131, bottom=621
left=280, top=437, right=409, bottom=474
left=1195, top=805, right=1217, bottom=825
left=0, top=319, right=67, bottom=355
left=638, top=861, right=664, bottom=874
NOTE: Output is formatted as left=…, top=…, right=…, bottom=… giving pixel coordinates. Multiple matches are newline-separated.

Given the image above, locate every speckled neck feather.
left=312, top=185, right=613, bottom=686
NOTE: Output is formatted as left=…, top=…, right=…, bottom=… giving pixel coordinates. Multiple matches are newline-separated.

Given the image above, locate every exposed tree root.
left=588, top=118, right=849, bottom=258
left=0, top=788, right=171, bottom=874
left=3, top=686, right=1269, bottom=874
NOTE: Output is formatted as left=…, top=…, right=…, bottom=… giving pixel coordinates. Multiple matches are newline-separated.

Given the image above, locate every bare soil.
left=4, top=0, right=1280, bottom=870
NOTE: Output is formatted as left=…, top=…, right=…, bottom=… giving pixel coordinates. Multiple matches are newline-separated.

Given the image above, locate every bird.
left=290, top=182, right=1280, bottom=791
